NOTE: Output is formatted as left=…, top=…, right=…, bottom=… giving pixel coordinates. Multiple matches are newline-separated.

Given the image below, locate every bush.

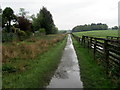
left=2, top=32, right=17, bottom=42
left=2, top=64, right=18, bottom=73
left=17, top=30, right=27, bottom=41
left=38, top=28, right=46, bottom=35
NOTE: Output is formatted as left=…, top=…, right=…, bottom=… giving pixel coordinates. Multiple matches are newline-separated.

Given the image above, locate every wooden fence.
left=72, top=33, right=120, bottom=77
left=107, top=36, right=120, bottom=40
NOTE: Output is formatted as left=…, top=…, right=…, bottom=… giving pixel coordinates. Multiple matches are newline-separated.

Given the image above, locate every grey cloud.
left=1, top=0, right=120, bottom=30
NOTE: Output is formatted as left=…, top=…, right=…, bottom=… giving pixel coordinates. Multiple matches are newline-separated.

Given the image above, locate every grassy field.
left=72, top=36, right=117, bottom=88
left=73, top=30, right=119, bottom=38
left=2, top=34, right=67, bottom=88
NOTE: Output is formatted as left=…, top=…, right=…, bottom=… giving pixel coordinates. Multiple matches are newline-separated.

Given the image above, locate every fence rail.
left=107, top=36, right=120, bottom=40
left=72, top=33, right=120, bottom=77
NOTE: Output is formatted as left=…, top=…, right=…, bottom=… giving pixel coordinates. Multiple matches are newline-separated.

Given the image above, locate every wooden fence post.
left=90, top=37, right=93, bottom=49
left=111, top=37, right=113, bottom=40
left=86, top=36, right=89, bottom=49
left=78, top=37, right=81, bottom=43
left=104, top=40, right=109, bottom=74
left=82, top=36, right=84, bottom=45
left=94, top=38, right=97, bottom=60
left=84, top=36, right=86, bottom=48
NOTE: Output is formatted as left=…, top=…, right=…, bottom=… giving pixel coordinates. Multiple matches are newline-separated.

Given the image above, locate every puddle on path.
left=47, top=34, right=83, bottom=88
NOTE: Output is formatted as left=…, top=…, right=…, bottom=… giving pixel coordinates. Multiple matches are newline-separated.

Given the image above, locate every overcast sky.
left=0, top=0, right=120, bottom=30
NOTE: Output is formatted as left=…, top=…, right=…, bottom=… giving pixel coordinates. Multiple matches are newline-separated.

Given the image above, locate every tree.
left=33, top=7, right=57, bottom=35
left=17, top=8, right=33, bottom=34
left=19, top=8, right=29, bottom=18
left=2, top=7, right=16, bottom=32
left=112, top=26, right=118, bottom=30
left=0, top=10, right=1, bottom=14
left=0, top=8, right=2, bottom=27
left=72, top=23, right=108, bottom=32
left=17, top=16, right=33, bottom=33
left=52, top=26, right=58, bottom=34
left=30, top=14, right=35, bottom=20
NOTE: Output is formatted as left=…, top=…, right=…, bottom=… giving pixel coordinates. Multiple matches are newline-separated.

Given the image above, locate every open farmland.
left=73, top=30, right=119, bottom=38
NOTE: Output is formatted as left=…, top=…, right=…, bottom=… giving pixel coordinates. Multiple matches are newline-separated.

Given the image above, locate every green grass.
left=73, top=30, right=118, bottom=38
left=72, top=37, right=116, bottom=88
left=2, top=37, right=67, bottom=88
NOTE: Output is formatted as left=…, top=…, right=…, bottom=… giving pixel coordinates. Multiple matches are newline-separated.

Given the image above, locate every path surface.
left=47, top=34, right=83, bottom=88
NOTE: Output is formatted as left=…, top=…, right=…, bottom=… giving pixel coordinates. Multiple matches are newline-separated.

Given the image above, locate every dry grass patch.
left=2, top=34, right=66, bottom=63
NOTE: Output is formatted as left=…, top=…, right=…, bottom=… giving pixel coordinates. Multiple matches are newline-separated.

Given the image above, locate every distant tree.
left=112, top=26, right=118, bottom=30
left=72, top=23, right=108, bottom=32
left=58, top=30, right=67, bottom=34
left=2, top=7, right=16, bottom=32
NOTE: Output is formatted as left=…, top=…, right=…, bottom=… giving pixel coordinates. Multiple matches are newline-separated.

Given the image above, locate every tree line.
left=72, top=23, right=108, bottom=32
left=1, top=7, right=58, bottom=41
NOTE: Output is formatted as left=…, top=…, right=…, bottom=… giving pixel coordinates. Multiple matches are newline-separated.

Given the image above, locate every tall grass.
left=2, top=34, right=67, bottom=88
left=2, top=34, right=66, bottom=75
left=2, top=34, right=65, bottom=62
left=2, top=35, right=67, bottom=88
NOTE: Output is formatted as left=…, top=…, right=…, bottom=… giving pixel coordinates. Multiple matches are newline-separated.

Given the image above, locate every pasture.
left=73, top=30, right=119, bottom=38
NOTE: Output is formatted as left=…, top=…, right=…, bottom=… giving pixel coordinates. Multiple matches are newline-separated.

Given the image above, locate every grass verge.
left=3, top=36, right=67, bottom=88
left=72, top=36, right=116, bottom=88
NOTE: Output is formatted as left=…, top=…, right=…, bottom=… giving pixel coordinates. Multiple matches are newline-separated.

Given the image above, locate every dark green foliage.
left=2, top=6, right=58, bottom=42
left=17, top=30, right=28, bottom=41
left=2, top=7, right=16, bottom=32
left=2, top=32, right=17, bottom=42
left=2, top=7, right=33, bottom=42
left=40, top=7, right=54, bottom=34
left=33, top=7, right=57, bottom=34
left=38, top=28, right=46, bottom=35
left=52, top=26, right=58, bottom=34
left=17, top=16, right=33, bottom=33
left=72, top=23, right=108, bottom=32
left=0, top=14, right=2, bottom=27
left=0, top=8, right=2, bottom=27
left=3, top=64, right=18, bottom=73
left=0, top=8, right=2, bottom=13
left=2, top=27, right=30, bottom=42
left=112, top=26, right=118, bottom=30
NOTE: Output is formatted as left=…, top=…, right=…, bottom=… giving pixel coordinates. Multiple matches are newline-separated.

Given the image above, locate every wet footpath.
left=47, top=34, right=83, bottom=88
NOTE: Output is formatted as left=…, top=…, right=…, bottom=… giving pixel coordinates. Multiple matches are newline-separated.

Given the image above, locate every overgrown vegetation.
left=72, top=36, right=118, bottom=88
left=1, top=6, right=66, bottom=88
left=2, top=34, right=66, bottom=88
left=2, top=7, right=58, bottom=42
left=32, top=7, right=58, bottom=35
